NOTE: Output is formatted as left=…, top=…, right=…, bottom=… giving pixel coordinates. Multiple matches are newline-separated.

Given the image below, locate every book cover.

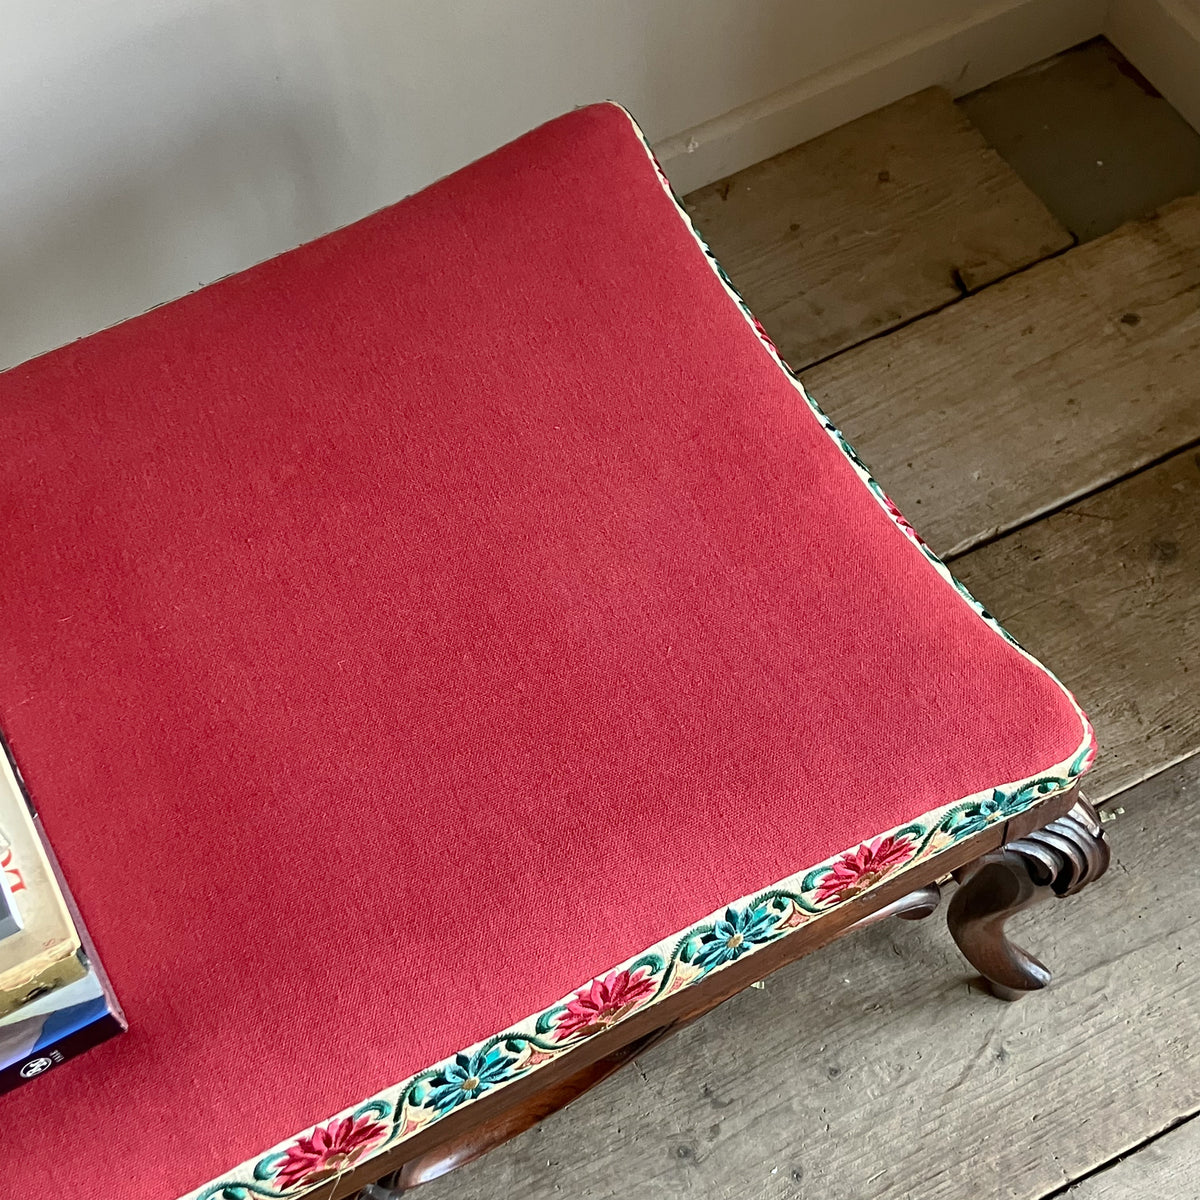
left=0, top=738, right=124, bottom=1091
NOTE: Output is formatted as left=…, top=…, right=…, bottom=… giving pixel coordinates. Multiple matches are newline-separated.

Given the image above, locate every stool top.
left=0, top=103, right=1091, bottom=1199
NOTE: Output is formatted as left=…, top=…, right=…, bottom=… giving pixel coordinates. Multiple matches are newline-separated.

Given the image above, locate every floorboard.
left=1063, top=1114, right=1200, bottom=1198
left=683, top=89, right=1071, bottom=368
left=801, top=194, right=1200, bottom=560
left=953, top=446, right=1200, bottom=803
left=959, top=38, right=1200, bottom=243
left=427, top=758, right=1200, bottom=1200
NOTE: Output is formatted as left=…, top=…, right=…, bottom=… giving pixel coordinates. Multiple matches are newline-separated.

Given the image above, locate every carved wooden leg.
left=947, top=797, right=1110, bottom=1000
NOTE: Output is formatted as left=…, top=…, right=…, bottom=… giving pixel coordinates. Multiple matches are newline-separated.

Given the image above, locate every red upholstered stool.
left=0, top=104, right=1108, bottom=1200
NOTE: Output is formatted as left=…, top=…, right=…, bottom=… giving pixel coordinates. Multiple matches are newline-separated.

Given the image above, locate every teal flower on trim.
left=425, top=1046, right=517, bottom=1113
left=692, top=903, right=779, bottom=970
left=1008, top=778, right=1063, bottom=806
left=948, top=778, right=1067, bottom=840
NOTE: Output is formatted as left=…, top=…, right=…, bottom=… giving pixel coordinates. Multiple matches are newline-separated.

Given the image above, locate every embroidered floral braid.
left=192, top=747, right=1091, bottom=1200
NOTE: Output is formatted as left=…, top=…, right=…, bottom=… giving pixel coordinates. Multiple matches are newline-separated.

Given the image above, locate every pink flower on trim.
left=813, top=834, right=917, bottom=904
left=553, top=967, right=657, bottom=1041
left=881, top=494, right=921, bottom=543
left=749, top=313, right=781, bottom=355
left=273, top=1114, right=388, bottom=1191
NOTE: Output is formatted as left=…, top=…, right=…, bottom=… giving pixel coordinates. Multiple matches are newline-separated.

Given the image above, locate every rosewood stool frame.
left=338, top=788, right=1108, bottom=1198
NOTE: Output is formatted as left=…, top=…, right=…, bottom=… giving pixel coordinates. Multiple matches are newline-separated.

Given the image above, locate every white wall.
left=1108, top=0, right=1200, bottom=135
left=1, top=0, right=1108, bottom=370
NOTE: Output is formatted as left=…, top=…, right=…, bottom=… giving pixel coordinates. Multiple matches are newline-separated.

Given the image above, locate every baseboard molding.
left=1106, top=0, right=1200, bottom=134
left=654, top=0, right=1107, bottom=194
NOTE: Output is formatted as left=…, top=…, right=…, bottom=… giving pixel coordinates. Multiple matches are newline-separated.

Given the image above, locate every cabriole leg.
left=947, top=797, right=1110, bottom=1000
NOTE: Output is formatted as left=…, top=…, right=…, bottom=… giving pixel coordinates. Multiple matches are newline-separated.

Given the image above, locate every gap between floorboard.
left=794, top=232, right=1081, bottom=377
left=942, top=432, right=1200, bottom=563
left=1038, top=1108, right=1200, bottom=1199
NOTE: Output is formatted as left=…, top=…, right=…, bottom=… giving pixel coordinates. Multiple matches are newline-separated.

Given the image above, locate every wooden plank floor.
left=426, top=82, right=1200, bottom=1200
left=959, top=38, right=1200, bottom=244
left=1064, top=1113, right=1200, bottom=1198
left=802, top=195, right=1200, bottom=559
left=955, top=447, right=1200, bottom=802
left=685, top=89, right=1071, bottom=367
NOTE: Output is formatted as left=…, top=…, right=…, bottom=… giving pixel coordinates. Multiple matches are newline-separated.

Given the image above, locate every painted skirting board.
left=655, top=0, right=1108, bottom=193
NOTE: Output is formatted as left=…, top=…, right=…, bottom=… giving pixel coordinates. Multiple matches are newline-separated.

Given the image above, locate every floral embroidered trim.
left=188, top=757, right=1091, bottom=1200
left=184, top=104, right=1096, bottom=1200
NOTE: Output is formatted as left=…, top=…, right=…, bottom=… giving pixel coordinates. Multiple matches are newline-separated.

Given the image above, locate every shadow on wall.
left=0, top=114, right=346, bottom=372
left=0, top=8, right=357, bottom=372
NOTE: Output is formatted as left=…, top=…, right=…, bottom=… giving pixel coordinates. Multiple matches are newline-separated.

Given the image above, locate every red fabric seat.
left=0, top=103, right=1091, bottom=1200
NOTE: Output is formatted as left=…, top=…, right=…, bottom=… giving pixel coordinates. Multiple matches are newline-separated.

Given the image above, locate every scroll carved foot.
left=947, top=797, right=1110, bottom=1001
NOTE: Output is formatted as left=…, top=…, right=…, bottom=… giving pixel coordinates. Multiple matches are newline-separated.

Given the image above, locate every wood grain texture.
left=1063, top=1115, right=1200, bottom=1198
left=683, top=88, right=1071, bottom=368
left=801, top=194, right=1200, bottom=559
left=953, top=447, right=1200, bottom=803
left=423, top=757, right=1200, bottom=1200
